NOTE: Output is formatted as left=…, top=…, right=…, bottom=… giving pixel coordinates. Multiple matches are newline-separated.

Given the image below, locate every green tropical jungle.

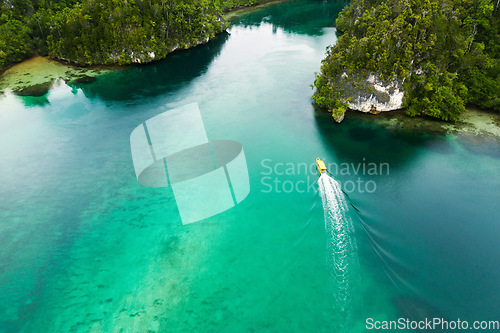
left=1, top=0, right=500, bottom=121
left=0, top=0, right=259, bottom=67
left=313, top=0, right=500, bottom=121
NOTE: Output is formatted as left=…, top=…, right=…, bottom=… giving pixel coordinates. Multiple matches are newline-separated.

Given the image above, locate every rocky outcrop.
left=13, top=80, right=54, bottom=96
left=339, top=72, right=404, bottom=113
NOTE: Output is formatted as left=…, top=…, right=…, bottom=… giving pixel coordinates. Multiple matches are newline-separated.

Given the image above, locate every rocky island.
left=313, top=0, right=500, bottom=122
left=0, top=0, right=263, bottom=69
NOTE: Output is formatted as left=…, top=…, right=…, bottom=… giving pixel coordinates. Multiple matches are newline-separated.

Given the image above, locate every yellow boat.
left=316, top=158, right=327, bottom=174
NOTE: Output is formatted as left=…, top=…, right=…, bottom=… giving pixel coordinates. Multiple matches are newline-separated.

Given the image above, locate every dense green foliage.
left=0, top=0, right=261, bottom=68
left=0, top=12, right=32, bottom=68
left=314, top=0, right=500, bottom=121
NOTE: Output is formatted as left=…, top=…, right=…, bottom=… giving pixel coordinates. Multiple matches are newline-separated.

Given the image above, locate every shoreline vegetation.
left=0, top=0, right=285, bottom=95
left=0, top=0, right=279, bottom=72
left=1, top=0, right=499, bottom=137
left=313, top=0, right=500, bottom=122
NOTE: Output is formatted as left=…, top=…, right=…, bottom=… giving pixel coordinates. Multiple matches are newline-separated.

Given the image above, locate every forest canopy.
left=0, top=0, right=260, bottom=68
left=313, top=0, right=500, bottom=121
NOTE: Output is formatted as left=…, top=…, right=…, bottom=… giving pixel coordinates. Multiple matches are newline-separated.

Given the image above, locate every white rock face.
left=341, top=72, right=404, bottom=112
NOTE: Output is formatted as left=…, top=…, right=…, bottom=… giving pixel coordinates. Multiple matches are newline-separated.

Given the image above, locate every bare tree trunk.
left=467, top=22, right=477, bottom=53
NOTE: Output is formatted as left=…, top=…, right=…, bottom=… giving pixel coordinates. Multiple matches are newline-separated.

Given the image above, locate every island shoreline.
left=0, top=0, right=293, bottom=77
left=0, top=0, right=292, bottom=95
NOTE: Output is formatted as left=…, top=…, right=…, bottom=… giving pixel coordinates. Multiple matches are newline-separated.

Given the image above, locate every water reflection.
left=69, top=32, right=229, bottom=102
left=313, top=107, right=456, bottom=167
left=19, top=95, right=50, bottom=107
left=233, top=0, right=347, bottom=35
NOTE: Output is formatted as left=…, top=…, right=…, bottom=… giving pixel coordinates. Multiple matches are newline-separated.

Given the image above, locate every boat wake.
left=318, top=173, right=360, bottom=330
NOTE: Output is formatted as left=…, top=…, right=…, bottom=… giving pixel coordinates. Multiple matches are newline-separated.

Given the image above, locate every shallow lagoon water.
left=0, top=1, right=499, bottom=332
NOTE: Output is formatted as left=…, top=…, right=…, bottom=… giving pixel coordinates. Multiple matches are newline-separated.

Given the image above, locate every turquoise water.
left=1, top=1, right=500, bottom=332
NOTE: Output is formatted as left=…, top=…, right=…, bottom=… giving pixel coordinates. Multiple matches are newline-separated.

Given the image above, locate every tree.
left=313, top=0, right=500, bottom=121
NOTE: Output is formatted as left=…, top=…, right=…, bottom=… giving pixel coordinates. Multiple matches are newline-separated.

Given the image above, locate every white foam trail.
left=318, top=173, right=359, bottom=329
